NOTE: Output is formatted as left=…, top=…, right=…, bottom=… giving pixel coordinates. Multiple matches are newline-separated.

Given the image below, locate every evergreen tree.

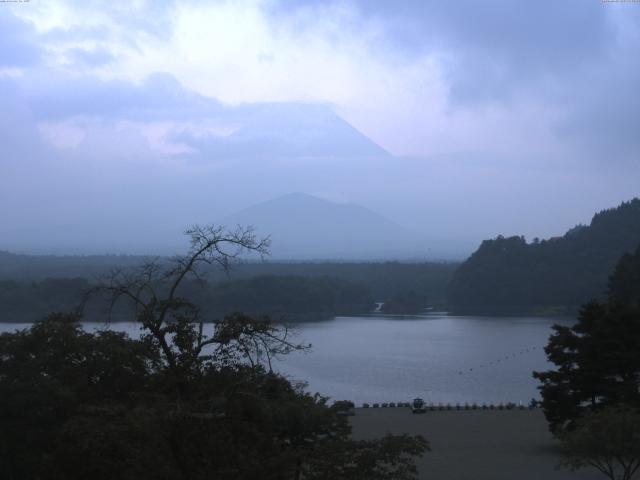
left=608, top=244, right=640, bottom=308
left=533, top=245, right=640, bottom=432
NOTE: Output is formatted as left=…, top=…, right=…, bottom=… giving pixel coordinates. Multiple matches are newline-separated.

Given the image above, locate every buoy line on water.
left=456, top=345, right=543, bottom=376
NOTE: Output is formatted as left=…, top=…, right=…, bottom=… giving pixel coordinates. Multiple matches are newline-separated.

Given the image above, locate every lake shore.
left=350, top=408, right=601, bottom=480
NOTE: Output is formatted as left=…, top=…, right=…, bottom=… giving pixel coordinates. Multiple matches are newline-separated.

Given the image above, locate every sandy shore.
left=350, top=408, right=603, bottom=480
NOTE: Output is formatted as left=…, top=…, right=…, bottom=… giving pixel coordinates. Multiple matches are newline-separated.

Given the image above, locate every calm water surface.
left=0, top=313, right=570, bottom=405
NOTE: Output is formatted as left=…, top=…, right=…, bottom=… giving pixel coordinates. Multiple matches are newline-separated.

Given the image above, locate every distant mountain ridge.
left=447, top=198, right=640, bottom=313
left=222, top=192, right=426, bottom=259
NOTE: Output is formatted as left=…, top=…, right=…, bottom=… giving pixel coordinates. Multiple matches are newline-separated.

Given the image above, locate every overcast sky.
left=1, top=0, right=639, bottom=257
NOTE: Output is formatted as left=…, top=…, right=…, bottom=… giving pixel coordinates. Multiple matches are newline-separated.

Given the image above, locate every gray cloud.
left=276, top=0, right=615, bottom=102
left=0, top=3, right=639, bottom=257
left=22, top=72, right=221, bottom=121
left=263, top=0, right=640, bottom=163
left=0, top=12, right=42, bottom=68
left=13, top=69, right=386, bottom=160
left=41, top=0, right=176, bottom=46
left=547, top=43, right=638, bottom=159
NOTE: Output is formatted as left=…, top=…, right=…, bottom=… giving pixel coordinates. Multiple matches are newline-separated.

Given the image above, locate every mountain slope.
left=222, top=193, right=425, bottom=259
left=175, top=102, right=390, bottom=159
left=447, top=198, right=640, bottom=313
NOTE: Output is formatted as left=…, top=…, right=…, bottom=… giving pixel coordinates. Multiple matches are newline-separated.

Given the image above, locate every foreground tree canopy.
left=534, top=244, right=640, bottom=432
left=558, top=405, right=640, bottom=480
left=0, top=225, right=428, bottom=480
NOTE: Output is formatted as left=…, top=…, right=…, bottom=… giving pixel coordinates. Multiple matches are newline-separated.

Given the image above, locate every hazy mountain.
left=173, top=102, right=391, bottom=159
left=222, top=193, right=426, bottom=260
left=0, top=188, right=463, bottom=259
left=1, top=85, right=397, bottom=256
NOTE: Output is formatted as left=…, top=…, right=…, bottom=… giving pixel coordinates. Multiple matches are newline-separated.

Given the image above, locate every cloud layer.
left=1, top=1, right=639, bottom=257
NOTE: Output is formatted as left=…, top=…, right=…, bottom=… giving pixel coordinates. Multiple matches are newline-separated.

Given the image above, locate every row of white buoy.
left=361, top=402, right=539, bottom=410
left=457, top=346, right=542, bottom=375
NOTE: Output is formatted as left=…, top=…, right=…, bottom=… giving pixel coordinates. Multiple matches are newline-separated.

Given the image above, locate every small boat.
left=411, top=397, right=426, bottom=414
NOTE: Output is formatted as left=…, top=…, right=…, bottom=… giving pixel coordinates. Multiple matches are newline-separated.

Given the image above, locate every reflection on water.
left=0, top=313, right=572, bottom=405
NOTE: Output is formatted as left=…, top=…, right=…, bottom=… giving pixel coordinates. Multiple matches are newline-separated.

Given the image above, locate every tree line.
left=0, top=257, right=456, bottom=322
left=0, top=275, right=375, bottom=323
left=0, top=251, right=456, bottom=303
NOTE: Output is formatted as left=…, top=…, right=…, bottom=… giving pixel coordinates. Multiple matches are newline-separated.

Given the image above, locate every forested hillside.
left=0, top=275, right=372, bottom=323
left=0, top=252, right=455, bottom=301
left=189, top=275, right=374, bottom=322
left=0, top=265, right=456, bottom=323
left=0, top=254, right=456, bottom=322
left=0, top=278, right=89, bottom=323
left=447, top=199, right=640, bottom=313
left=0, top=251, right=147, bottom=280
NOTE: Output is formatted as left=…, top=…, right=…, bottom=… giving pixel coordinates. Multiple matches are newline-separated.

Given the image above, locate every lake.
left=0, top=313, right=570, bottom=405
